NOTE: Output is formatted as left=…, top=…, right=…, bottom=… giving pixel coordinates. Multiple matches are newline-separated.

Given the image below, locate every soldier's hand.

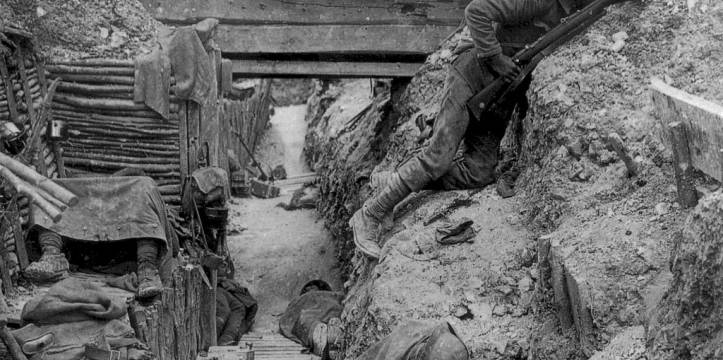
left=485, top=54, right=520, bottom=83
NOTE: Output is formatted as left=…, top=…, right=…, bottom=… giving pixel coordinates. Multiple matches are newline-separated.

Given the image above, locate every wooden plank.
left=143, top=0, right=466, bottom=26
left=9, top=202, right=27, bottom=270
left=650, top=77, right=723, bottom=182
left=0, top=58, right=19, bottom=124
left=668, top=122, right=699, bottom=207
left=231, top=59, right=421, bottom=78
left=179, top=102, right=189, bottom=185
left=216, top=24, right=457, bottom=55
left=188, top=101, right=201, bottom=173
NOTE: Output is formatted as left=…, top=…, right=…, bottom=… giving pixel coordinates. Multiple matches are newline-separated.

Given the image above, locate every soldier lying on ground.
left=350, top=0, right=619, bottom=259
left=279, top=280, right=343, bottom=359
left=216, top=277, right=258, bottom=345
left=358, top=320, right=468, bottom=360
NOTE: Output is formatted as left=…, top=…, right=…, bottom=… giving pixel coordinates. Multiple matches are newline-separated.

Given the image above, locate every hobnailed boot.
left=136, top=239, right=162, bottom=300
left=495, top=168, right=519, bottom=199
left=137, top=264, right=162, bottom=300
left=24, top=231, right=69, bottom=283
left=349, top=172, right=411, bottom=259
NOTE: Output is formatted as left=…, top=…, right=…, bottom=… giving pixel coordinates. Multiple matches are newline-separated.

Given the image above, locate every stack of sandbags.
left=47, top=59, right=183, bottom=205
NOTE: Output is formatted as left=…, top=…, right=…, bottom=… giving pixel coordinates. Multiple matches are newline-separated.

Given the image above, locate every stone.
left=654, top=202, right=670, bottom=216
left=518, top=276, right=534, bottom=293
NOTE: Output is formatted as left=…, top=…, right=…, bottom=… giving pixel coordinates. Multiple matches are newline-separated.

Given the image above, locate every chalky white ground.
left=227, top=104, right=342, bottom=333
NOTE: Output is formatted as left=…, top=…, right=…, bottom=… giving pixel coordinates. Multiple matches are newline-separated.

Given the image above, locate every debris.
left=272, top=164, right=287, bottom=180
left=249, top=178, right=280, bottom=199
left=654, top=202, right=670, bottom=216
left=435, top=217, right=475, bottom=245
left=606, top=132, right=638, bottom=177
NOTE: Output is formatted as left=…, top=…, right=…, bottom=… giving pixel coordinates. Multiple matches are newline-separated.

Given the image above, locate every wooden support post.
left=668, top=121, right=698, bottom=208
left=0, top=291, right=28, bottom=360
left=9, top=202, right=27, bottom=270
left=0, top=58, right=19, bottom=124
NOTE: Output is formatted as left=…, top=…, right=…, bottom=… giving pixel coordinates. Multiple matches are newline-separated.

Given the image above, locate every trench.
left=227, top=100, right=343, bottom=334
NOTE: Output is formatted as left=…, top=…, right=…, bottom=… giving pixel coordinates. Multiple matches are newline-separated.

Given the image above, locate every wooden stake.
left=668, top=122, right=698, bottom=208
left=0, top=58, right=18, bottom=124
left=606, top=132, right=638, bottom=177
left=0, top=291, right=28, bottom=360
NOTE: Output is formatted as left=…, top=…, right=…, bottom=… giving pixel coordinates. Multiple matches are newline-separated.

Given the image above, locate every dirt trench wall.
left=647, top=190, right=723, bottom=359
left=305, top=1, right=722, bottom=359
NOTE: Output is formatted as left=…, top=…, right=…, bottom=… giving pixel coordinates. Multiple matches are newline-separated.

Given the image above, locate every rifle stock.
left=467, top=0, right=616, bottom=120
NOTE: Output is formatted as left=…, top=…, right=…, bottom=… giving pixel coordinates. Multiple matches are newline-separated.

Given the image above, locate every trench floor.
left=227, top=104, right=343, bottom=334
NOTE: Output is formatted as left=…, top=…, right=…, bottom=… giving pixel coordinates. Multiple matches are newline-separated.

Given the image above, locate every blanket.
left=31, top=176, right=179, bottom=257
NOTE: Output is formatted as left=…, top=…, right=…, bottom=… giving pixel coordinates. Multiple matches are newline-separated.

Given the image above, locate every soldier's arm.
left=465, top=0, right=553, bottom=58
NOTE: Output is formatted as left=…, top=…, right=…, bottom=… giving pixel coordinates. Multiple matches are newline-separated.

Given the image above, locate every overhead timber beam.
left=141, top=0, right=468, bottom=26
left=215, top=24, right=458, bottom=55
left=230, top=60, right=422, bottom=78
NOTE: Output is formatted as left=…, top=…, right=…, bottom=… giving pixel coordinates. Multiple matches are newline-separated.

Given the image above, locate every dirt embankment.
left=1, top=0, right=161, bottom=59
left=305, top=1, right=722, bottom=359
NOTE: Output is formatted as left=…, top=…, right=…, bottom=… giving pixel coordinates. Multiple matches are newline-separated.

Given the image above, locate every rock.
left=654, top=202, right=670, bottom=216
left=37, top=6, right=47, bottom=17
left=497, top=285, right=514, bottom=296
left=492, top=304, right=509, bottom=316
left=469, top=302, right=493, bottom=321
left=567, top=138, right=586, bottom=158
left=612, top=31, right=629, bottom=42
left=452, top=304, right=472, bottom=319
left=99, top=27, right=109, bottom=39
left=518, top=276, right=534, bottom=292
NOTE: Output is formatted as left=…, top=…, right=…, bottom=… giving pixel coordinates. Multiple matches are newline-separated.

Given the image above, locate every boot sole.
left=349, top=212, right=381, bottom=260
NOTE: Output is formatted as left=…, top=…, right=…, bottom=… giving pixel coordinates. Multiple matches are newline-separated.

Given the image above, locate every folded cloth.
left=12, top=319, right=141, bottom=360
left=134, top=48, right=171, bottom=119
left=435, top=217, right=476, bottom=245
left=21, top=278, right=126, bottom=325
left=159, top=19, right=218, bottom=105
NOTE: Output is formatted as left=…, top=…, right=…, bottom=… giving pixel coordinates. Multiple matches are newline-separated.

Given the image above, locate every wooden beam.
left=231, top=59, right=421, bottom=78
left=650, top=77, right=723, bottom=183
left=216, top=24, right=456, bottom=55
left=142, top=0, right=467, bottom=26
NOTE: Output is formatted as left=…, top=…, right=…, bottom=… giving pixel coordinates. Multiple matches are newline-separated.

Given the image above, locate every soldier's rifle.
left=467, top=0, right=620, bottom=120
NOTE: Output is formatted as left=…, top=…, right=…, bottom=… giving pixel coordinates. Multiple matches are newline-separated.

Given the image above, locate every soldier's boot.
left=349, top=172, right=410, bottom=259
left=136, top=239, right=162, bottom=300
left=495, top=168, right=519, bottom=199
left=369, top=170, right=396, bottom=230
left=25, top=230, right=69, bottom=282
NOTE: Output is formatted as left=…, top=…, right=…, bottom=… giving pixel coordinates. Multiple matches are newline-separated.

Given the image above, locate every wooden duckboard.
left=650, top=77, right=723, bottom=183
left=198, top=333, right=320, bottom=360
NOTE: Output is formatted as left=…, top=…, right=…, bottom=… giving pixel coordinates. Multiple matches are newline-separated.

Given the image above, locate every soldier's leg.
left=425, top=126, right=501, bottom=190
left=24, top=230, right=69, bottom=282
left=349, top=67, right=474, bottom=259
left=136, top=238, right=162, bottom=299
